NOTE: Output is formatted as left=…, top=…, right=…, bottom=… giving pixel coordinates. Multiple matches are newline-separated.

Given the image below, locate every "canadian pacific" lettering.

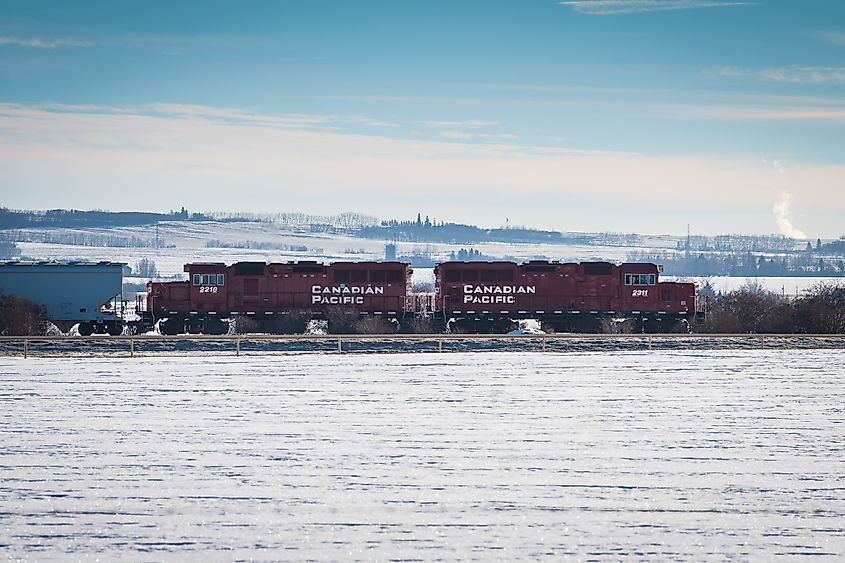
left=462, top=284, right=536, bottom=304
left=311, top=285, right=384, bottom=305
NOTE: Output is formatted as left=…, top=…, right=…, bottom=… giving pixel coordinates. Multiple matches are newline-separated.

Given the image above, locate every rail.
left=1, top=333, right=844, bottom=358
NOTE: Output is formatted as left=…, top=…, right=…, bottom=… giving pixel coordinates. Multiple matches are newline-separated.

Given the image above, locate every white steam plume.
left=773, top=191, right=806, bottom=239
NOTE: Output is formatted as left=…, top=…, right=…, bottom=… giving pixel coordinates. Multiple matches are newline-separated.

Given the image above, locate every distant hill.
left=357, top=218, right=603, bottom=246
left=0, top=207, right=207, bottom=229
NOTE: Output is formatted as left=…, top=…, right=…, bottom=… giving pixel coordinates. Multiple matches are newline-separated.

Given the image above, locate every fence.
left=1, top=333, right=844, bottom=358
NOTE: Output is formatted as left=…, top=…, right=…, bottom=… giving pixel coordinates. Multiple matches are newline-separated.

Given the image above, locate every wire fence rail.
left=1, top=333, right=844, bottom=358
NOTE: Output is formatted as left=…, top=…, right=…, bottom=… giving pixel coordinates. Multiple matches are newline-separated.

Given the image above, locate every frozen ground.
left=1, top=350, right=843, bottom=561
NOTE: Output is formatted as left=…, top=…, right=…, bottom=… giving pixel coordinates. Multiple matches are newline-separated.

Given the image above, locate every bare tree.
left=0, top=296, right=46, bottom=336
left=135, top=258, right=159, bottom=278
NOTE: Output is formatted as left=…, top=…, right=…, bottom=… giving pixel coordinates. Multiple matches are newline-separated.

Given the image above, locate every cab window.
left=625, top=273, right=656, bottom=286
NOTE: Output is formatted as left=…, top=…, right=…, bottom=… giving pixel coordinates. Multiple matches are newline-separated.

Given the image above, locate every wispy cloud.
left=669, top=103, right=845, bottom=123
left=718, top=65, right=845, bottom=84
left=815, top=31, right=845, bottom=47
left=559, top=0, right=752, bottom=15
left=439, top=130, right=518, bottom=142
left=0, top=36, right=91, bottom=49
left=421, top=119, right=518, bottom=143
left=423, top=120, right=500, bottom=129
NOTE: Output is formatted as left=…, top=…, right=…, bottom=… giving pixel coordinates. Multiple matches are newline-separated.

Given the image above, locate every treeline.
left=448, top=248, right=495, bottom=261
left=630, top=250, right=845, bottom=277
left=12, top=230, right=161, bottom=248
left=0, top=207, right=385, bottom=231
left=0, top=207, right=211, bottom=229
left=206, top=239, right=310, bottom=252
left=680, top=234, right=799, bottom=253
left=358, top=215, right=574, bottom=245
left=817, top=237, right=845, bottom=254
left=701, top=282, right=845, bottom=333
left=0, top=235, right=20, bottom=259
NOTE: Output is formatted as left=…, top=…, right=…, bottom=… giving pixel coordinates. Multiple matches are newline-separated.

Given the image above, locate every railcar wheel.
left=106, top=323, right=123, bottom=336
left=77, top=322, right=94, bottom=336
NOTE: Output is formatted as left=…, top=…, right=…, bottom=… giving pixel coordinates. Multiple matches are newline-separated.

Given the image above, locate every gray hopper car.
left=0, top=261, right=126, bottom=335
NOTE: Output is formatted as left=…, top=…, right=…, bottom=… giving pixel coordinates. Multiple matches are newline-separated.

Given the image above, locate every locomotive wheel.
left=77, top=322, right=94, bottom=336
left=106, top=323, right=123, bottom=336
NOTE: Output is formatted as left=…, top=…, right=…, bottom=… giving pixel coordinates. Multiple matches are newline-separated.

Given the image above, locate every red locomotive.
left=146, top=261, right=411, bottom=335
left=435, top=260, right=697, bottom=333
left=140, top=259, right=701, bottom=334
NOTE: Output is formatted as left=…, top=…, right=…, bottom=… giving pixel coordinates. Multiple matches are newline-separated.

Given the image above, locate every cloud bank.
left=0, top=36, right=91, bottom=49
left=720, top=66, right=845, bottom=85
left=0, top=102, right=840, bottom=235
left=559, top=0, right=752, bottom=15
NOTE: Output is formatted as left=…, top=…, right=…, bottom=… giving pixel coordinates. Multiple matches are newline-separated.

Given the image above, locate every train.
left=141, top=259, right=702, bottom=334
left=0, top=259, right=703, bottom=335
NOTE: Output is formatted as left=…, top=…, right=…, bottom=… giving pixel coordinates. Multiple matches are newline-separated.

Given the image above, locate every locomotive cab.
left=186, top=262, right=228, bottom=312
left=617, top=263, right=660, bottom=312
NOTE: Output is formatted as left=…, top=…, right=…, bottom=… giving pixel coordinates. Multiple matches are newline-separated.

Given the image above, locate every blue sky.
left=1, top=0, right=843, bottom=236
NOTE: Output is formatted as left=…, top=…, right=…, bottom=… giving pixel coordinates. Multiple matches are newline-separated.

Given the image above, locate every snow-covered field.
left=664, top=275, right=844, bottom=296
left=1, top=350, right=843, bottom=561
left=12, top=221, right=678, bottom=278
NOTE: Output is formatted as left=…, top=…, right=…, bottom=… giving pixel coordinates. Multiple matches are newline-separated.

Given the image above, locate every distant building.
left=385, top=243, right=396, bottom=261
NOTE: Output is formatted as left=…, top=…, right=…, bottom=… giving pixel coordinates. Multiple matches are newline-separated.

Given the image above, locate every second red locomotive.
left=436, top=260, right=697, bottom=333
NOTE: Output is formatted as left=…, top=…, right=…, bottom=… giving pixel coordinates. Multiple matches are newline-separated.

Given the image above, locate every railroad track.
left=1, top=333, right=844, bottom=358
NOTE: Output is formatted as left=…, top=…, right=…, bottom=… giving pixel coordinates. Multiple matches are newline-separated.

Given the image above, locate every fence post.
left=130, top=338, right=134, bottom=358
left=648, top=336, right=652, bottom=351
left=438, top=338, right=442, bottom=353
left=24, top=338, right=28, bottom=359
left=338, top=336, right=343, bottom=353
left=542, top=336, right=546, bottom=353
left=236, top=338, right=240, bottom=357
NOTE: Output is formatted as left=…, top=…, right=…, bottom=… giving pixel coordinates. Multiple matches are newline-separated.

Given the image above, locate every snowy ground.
left=663, top=275, right=844, bottom=296
left=1, top=350, right=843, bottom=561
